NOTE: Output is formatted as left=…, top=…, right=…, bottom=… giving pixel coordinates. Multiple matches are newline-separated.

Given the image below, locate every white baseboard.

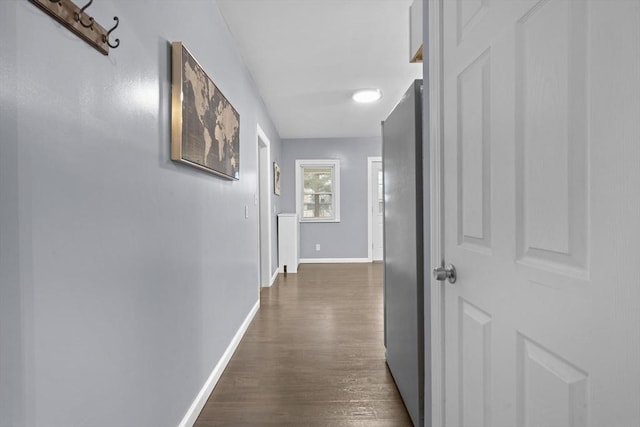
left=178, top=300, right=260, bottom=427
left=268, top=270, right=278, bottom=287
left=261, top=270, right=279, bottom=288
left=299, top=258, right=371, bottom=264
left=278, top=263, right=299, bottom=273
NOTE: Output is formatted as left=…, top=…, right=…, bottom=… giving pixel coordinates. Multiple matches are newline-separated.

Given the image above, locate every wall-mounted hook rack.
left=29, top=0, right=120, bottom=56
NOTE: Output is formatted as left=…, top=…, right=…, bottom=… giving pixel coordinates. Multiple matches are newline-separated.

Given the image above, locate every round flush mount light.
left=352, top=88, right=383, bottom=104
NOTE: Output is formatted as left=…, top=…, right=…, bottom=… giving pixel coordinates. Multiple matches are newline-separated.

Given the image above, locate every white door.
left=371, top=160, right=384, bottom=261
left=432, top=1, right=640, bottom=426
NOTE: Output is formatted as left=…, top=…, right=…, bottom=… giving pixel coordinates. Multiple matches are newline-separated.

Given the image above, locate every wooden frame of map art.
left=171, top=41, right=240, bottom=180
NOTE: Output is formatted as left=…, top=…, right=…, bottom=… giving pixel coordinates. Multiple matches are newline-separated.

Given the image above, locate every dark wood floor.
left=195, top=263, right=412, bottom=427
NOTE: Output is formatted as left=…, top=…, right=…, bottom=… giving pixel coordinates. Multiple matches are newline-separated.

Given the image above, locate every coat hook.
left=75, top=0, right=94, bottom=29
left=103, top=17, right=120, bottom=49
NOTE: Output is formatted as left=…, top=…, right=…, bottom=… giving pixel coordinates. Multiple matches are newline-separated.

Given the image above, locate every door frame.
left=256, top=124, right=273, bottom=288
left=367, top=156, right=382, bottom=262
left=427, top=1, right=445, bottom=426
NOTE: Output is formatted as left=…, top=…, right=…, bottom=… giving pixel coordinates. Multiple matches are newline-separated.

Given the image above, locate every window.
left=295, top=159, right=340, bottom=222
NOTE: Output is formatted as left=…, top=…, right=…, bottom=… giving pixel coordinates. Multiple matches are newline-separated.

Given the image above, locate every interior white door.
left=436, top=1, right=640, bottom=426
left=372, top=160, right=384, bottom=261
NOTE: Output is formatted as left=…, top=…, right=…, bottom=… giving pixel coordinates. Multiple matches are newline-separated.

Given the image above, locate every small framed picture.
left=273, top=162, right=281, bottom=195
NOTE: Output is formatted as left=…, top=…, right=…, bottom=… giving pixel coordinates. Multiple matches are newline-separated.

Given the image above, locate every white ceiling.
left=217, top=0, right=423, bottom=140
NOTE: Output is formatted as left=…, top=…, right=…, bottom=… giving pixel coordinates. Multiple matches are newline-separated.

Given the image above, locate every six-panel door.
left=441, top=1, right=640, bottom=426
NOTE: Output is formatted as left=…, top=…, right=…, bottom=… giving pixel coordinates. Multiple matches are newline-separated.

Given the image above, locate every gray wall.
left=0, top=1, right=281, bottom=425
left=281, top=137, right=381, bottom=259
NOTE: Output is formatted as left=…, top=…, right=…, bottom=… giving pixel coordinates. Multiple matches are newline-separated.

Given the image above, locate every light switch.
left=245, top=205, right=249, bottom=219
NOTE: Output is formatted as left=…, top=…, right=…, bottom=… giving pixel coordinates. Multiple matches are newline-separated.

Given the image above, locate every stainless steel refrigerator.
left=382, top=79, right=424, bottom=427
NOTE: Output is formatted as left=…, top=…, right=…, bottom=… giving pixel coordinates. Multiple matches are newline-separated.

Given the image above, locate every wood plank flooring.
left=195, top=263, right=412, bottom=427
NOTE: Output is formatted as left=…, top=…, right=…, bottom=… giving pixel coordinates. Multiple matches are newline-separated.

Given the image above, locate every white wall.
left=0, top=1, right=280, bottom=425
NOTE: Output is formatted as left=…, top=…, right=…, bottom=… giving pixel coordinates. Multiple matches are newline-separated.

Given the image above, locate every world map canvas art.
left=171, top=42, right=240, bottom=180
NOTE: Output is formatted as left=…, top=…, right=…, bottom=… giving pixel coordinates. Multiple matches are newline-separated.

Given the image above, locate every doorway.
left=368, top=157, right=383, bottom=262
left=257, top=125, right=272, bottom=288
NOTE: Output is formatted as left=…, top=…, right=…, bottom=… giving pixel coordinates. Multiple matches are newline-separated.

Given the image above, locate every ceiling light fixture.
left=352, top=88, right=383, bottom=104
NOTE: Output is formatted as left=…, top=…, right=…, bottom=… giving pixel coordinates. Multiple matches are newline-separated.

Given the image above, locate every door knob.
left=433, top=264, right=457, bottom=284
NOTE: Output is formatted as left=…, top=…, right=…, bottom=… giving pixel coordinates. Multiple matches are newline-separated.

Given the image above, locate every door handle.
left=433, top=264, right=457, bottom=284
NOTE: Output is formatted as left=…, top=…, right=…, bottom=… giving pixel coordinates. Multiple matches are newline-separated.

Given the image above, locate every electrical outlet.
left=315, top=244, right=321, bottom=251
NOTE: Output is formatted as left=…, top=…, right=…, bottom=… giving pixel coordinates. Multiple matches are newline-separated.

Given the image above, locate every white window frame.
left=295, top=159, right=341, bottom=223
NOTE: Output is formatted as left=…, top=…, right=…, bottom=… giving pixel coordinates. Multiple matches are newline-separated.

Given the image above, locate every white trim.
left=295, top=159, right=341, bottom=223
left=268, top=269, right=278, bottom=287
left=178, top=300, right=260, bottom=427
left=367, top=156, right=383, bottom=262
left=428, top=1, right=445, bottom=426
left=299, top=258, right=370, bottom=264
left=256, top=124, right=273, bottom=289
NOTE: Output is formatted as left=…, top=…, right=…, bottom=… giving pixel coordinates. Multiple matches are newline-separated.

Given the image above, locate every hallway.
left=195, top=263, right=412, bottom=426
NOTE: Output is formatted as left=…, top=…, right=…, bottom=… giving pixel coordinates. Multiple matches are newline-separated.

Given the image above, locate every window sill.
left=299, top=218, right=341, bottom=223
